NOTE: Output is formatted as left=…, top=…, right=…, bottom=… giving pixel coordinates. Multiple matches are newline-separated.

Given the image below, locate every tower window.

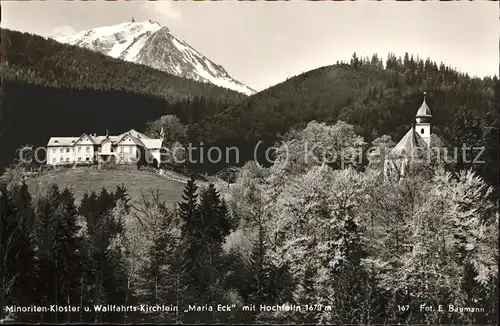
left=421, top=128, right=424, bottom=134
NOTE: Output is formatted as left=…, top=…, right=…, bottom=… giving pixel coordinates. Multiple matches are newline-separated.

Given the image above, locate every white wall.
left=416, top=122, right=431, bottom=147
left=74, top=136, right=95, bottom=163
left=116, top=145, right=138, bottom=163
left=100, top=140, right=112, bottom=154
left=47, top=146, right=75, bottom=165
left=148, top=149, right=161, bottom=166
left=46, top=134, right=163, bottom=166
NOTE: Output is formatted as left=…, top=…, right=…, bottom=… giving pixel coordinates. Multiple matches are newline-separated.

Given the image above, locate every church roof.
left=387, top=127, right=428, bottom=159
left=415, top=94, right=432, bottom=118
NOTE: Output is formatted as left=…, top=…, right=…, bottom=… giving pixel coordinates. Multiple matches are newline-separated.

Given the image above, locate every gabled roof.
left=47, top=137, right=79, bottom=147
left=47, top=129, right=162, bottom=148
left=387, top=127, right=428, bottom=159
left=115, top=132, right=145, bottom=147
left=120, top=129, right=148, bottom=140
left=73, top=133, right=96, bottom=145
left=416, top=94, right=432, bottom=118
left=89, top=135, right=122, bottom=144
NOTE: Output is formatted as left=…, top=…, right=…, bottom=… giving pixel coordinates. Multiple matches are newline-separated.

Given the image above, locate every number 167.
left=398, top=305, right=409, bottom=312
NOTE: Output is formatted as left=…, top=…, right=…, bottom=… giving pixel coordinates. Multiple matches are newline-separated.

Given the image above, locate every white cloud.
left=142, top=2, right=182, bottom=21
left=52, top=25, right=76, bottom=37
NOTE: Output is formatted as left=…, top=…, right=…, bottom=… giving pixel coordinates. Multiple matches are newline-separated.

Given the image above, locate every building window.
left=60, top=148, right=64, bottom=153
left=60, top=157, right=63, bottom=162
left=420, top=128, right=424, bottom=134
left=86, top=157, right=90, bottom=161
left=78, top=157, right=82, bottom=162
left=129, top=147, right=133, bottom=153
left=78, top=147, right=81, bottom=152
left=66, top=148, right=70, bottom=153
left=53, top=158, right=56, bottom=163
left=52, top=148, right=56, bottom=153
left=86, top=147, right=90, bottom=153
left=66, top=158, right=70, bottom=162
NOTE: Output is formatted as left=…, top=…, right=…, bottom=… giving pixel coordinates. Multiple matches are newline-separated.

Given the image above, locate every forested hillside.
left=0, top=29, right=244, bottom=172
left=187, top=53, right=499, bottom=189
left=192, top=53, right=497, bottom=146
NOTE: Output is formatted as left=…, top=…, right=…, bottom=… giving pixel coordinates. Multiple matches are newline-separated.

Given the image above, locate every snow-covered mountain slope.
left=54, top=20, right=255, bottom=95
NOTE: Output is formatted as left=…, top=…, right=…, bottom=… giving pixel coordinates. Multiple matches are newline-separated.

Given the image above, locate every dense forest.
left=0, top=29, right=244, bottom=172
left=191, top=52, right=497, bottom=146
left=1, top=120, right=498, bottom=324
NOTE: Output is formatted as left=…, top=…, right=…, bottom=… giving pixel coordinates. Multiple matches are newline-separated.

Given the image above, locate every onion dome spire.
left=416, top=92, right=432, bottom=118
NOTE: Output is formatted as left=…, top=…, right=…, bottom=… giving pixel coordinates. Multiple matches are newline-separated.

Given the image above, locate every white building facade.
left=47, top=129, right=163, bottom=167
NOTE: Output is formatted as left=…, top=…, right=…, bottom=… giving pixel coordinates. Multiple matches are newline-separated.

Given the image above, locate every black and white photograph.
left=0, top=0, right=499, bottom=324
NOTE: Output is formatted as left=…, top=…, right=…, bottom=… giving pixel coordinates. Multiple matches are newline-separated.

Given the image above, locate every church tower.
left=415, top=92, right=432, bottom=147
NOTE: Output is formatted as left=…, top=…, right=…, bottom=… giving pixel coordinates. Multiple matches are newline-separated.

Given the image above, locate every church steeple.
left=416, top=92, right=432, bottom=119
left=415, top=92, right=432, bottom=147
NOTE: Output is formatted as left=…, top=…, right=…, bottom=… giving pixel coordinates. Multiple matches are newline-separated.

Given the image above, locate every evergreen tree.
left=403, top=52, right=410, bottom=70
left=385, top=52, right=397, bottom=70
left=197, top=184, right=233, bottom=323
left=177, top=180, right=233, bottom=323
left=33, top=185, right=84, bottom=323
left=142, top=205, right=182, bottom=323
left=9, top=183, right=36, bottom=321
left=452, top=106, right=483, bottom=171
left=245, top=219, right=274, bottom=306
left=79, top=187, right=132, bottom=323
left=478, top=93, right=500, bottom=197
left=199, top=184, right=232, bottom=246
left=178, top=175, right=199, bottom=234
left=0, top=186, right=21, bottom=322
left=114, top=184, right=131, bottom=210
left=350, top=52, right=359, bottom=69
left=177, top=175, right=202, bottom=321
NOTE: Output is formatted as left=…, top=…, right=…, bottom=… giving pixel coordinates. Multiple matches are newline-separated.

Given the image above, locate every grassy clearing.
left=26, top=168, right=207, bottom=207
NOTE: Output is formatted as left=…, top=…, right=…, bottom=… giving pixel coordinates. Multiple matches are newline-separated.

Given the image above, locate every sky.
left=2, top=0, right=499, bottom=91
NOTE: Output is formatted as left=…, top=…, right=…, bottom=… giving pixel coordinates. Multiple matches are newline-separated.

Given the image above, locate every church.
left=383, top=93, right=432, bottom=178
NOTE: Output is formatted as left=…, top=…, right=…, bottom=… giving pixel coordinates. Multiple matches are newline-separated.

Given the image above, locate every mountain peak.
left=156, top=25, right=171, bottom=34
left=54, top=21, right=254, bottom=95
